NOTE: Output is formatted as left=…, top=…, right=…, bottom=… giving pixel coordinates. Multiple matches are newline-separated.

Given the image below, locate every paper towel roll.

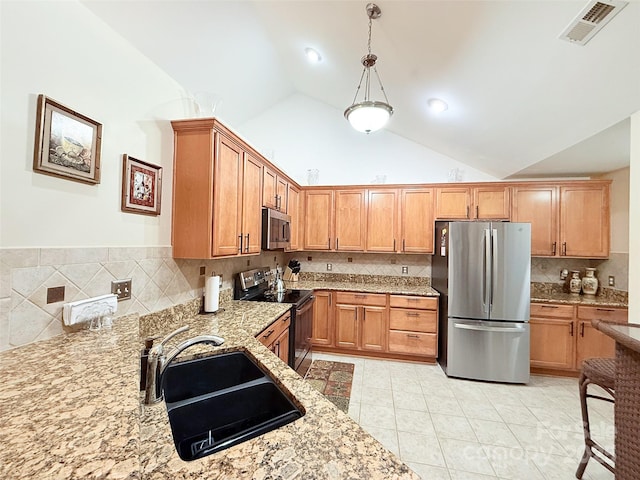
left=204, top=275, right=220, bottom=313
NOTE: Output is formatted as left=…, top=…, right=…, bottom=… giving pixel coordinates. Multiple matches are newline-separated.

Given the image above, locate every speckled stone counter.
left=289, top=280, right=439, bottom=297
left=0, top=299, right=418, bottom=480
left=531, top=292, right=627, bottom=308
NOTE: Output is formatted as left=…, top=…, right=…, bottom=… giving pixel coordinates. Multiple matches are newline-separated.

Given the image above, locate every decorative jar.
left=582, top=268, right=598, bottom=296
left=569, top=271, right=582, bottom=295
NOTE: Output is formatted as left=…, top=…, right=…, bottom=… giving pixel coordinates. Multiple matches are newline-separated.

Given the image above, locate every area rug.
left=304, top=360, right=355, bottom=413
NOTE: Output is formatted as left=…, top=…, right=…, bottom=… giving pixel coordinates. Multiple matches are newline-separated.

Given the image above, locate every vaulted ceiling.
left=84, top=0, right=640, bottom=179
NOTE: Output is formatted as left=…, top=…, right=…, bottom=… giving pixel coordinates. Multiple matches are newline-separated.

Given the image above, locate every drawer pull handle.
left=596, top=308, right=615, bottom=312
left=263, top=329, right=275, bottom=339
left=406, top=313, right=420, bottom=317
left=407, top=334, right=420, bottom=339
left=541, top=305, right=559, bottom=309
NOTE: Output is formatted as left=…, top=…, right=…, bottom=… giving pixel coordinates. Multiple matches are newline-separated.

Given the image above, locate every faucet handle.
left=158, top=325, right=189, bottom=348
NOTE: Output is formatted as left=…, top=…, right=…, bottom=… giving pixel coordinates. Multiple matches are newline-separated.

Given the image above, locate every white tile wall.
left=0, top=247, right=286, bottom=351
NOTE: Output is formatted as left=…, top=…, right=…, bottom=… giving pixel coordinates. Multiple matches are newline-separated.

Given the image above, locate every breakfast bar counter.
left=0, top=299, right=418, bottom=480
left=593, top=320, right=640, bottom=480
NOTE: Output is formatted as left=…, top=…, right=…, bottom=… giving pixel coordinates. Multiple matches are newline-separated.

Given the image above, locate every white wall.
left=629, top=111, right=640, bottom=323
left=0, top=0, right=189, bottom=248
left=237, top=93, right=498, bottom=186
left=603, top=167, right=630, bottom=254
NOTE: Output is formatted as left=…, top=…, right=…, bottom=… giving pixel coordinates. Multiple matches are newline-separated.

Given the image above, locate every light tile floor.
left=312, top=352, right=615, bottom=480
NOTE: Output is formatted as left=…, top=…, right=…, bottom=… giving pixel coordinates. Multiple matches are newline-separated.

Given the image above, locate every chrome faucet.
left=143, top=325, right=225, bottom=405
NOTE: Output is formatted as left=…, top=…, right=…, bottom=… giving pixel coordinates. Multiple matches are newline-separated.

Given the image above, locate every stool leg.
left=576, top=372, right=592, bottom=479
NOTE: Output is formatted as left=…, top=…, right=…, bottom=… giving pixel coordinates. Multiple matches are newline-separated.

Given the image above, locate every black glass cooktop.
left=247, top=289, right=312, bottom=306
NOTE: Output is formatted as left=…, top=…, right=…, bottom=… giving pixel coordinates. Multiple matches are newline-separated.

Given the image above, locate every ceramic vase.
left=582, top=268, right=598, bottom=296
left=569, top=271, right=582, bottom=295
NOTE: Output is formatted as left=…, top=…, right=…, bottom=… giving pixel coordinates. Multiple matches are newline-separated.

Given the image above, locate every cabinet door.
left=512, top=186, right=558, bottom=256
left=560, top=185, right=609, bottom=257
left=262, top=166, right=277, bottom=210
left=335, top=189, right=366, bottom=251
left=473, top=186, right=510, bottom=220
left=287, top=185, right=301, bottom=251
left=335, top=304, right=358, bottom=349
left=276, top=176, right=288, bottom=213
left=242, top=153, right=263, bottom=254
left=530, top=318, right=575, bottom=370
left=213, top=134, right=243, bottom=256
left=274, top=328, right=290, bottom=365
left=361, top=306, right=386, bottom=351
left=400, top=188, right=434, bottom=253
left=304, top=190, right=334, bottom=250
left=367, top=189, right=398, bottom=252
left=435, top=187, right=470, bottom=219
left=576, top=321, right=616, bottom=369
left=312, top=291, right=333, bottom=346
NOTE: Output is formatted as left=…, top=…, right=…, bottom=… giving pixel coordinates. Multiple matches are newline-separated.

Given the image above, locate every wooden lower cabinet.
left=312, top=289, right=439, bottom=360
left=530, top=302, right=627, bottom=374
left=257, top=312, right=291, bottom=365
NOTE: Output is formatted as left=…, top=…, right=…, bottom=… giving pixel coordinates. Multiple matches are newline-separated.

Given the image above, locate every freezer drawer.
left=446, top=318, right=530, bottom=383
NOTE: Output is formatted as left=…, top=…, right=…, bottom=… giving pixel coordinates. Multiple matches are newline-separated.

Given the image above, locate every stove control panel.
left=238, top=267, right=270, bottom=290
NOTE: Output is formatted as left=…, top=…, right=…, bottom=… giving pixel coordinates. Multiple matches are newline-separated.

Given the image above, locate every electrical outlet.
left=608, top=275, right=615, bottom=287
left=326, top=263, right=332, bottom=271
left=560, top=269, right=568, bottom=280
left=111, top=279, right=132, bottom=301
left=199, top=266, right=206, bottom=276
left=47, top=286, right=65, bottom=304
left=402, top=266, right=409, bottom=274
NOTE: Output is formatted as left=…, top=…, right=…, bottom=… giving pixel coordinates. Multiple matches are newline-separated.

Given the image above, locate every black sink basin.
left=161, top=351, right=303, bottom=461
left=162, top=351, right=265, bottom=403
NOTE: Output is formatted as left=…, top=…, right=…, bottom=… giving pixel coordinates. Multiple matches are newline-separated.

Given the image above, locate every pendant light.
left=344, top=3, right=393, bottom=134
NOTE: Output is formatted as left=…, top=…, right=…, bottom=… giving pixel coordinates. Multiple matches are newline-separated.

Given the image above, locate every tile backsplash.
left=0, top=247, right=285, bottom=351
left=286, top=252, right=431, bottom=278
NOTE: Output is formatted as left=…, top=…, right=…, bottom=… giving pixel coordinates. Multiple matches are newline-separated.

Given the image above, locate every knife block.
left=283, top=267, right=298, bottom=283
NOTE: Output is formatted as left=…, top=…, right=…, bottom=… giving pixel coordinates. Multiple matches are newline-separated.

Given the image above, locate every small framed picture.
left=121, top=154, right=162, bottom=216
left=33, top=95, right=102, bottom=184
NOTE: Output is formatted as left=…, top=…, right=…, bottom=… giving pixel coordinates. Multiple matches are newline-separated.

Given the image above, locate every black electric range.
left=234, top=267, right=314, bottom=376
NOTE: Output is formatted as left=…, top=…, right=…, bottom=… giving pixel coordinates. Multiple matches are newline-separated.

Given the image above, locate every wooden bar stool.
left=576, top=357, right=615, bottom=479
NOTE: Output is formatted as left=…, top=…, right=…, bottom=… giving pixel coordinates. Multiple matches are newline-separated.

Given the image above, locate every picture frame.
left=33, top=94, right=102, bottom=184
left=121, top=154, right=162, bottom=216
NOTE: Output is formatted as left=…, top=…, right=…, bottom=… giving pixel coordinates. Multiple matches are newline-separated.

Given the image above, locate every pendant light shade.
left=344, top=3, right=393, bottom=134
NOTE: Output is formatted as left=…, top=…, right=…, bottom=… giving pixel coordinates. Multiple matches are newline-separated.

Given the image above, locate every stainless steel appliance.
left=261, top=208, right=291, bottom=250
left=433, top=221, right=531, bottom=383
left=235, top=267, right=314, bottom=376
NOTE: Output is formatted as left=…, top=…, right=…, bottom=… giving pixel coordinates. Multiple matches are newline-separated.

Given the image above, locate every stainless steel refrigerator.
left=433, top=221, right=531, bottom=383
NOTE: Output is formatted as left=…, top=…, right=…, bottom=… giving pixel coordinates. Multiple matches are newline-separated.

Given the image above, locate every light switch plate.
left=608, top=276, right=615, bottom=287
left=111, top=279, right=132, bottom=301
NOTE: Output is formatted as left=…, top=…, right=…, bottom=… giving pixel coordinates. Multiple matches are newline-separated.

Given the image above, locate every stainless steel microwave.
left=261, top=208, right=291, bottom=250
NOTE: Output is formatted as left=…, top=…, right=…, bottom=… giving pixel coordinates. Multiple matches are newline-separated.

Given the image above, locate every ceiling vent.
left=559, top=0, right=628, bottom=45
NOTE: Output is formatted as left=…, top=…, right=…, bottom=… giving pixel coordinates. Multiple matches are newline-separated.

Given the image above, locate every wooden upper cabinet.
left=212, top=134, right=244, bottom=256
left=367, top=189, right=398, bottom=252
left=400, top=188, right=434, bottom=253
left=303, top=190, right=334, bottom=250
left=473, top=186, right=510, bottom=220
left=263, top=165, right=288, bottom=212
left=512, top=185, right=559, bottom=256
left=171, top=118, right=262, bottom=259
left=435, top=187, right=470, bottom=219
left=560, top=184, right=609, bottom=258
left=287, top=184, right=301, bottom=251
left=334, top=189, right=366, bottom=251
left=241, top=153, right=263, bottom=254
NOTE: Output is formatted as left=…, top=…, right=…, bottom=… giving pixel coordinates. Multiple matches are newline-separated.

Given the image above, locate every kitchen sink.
left=161, top=351, right=303, bottom=461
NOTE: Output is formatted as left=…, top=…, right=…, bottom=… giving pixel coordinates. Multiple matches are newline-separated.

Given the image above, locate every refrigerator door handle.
left=483, top=229, right=491, bottom=314
left=491, top=228, right=498, bottom=311
left=454, top=323, right=526, bottom=333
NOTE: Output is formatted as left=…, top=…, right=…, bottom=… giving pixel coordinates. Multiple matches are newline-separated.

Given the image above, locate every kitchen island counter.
left=0, top=299, right=418, bottom=480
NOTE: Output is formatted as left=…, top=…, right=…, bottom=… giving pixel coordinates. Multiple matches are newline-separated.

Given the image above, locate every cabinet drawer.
left=530, top=303, right=574, bottom=319
left=388, top=331, right=437, bottom=356
left=389, top=295, right=437, bottom=310
left=389, top=309, right=437, bottom=333
left=257, top=312, right=291, bottom=347
left=335, top=292, right=387, bottom=306
left=577, top=306, right=627, bottom=323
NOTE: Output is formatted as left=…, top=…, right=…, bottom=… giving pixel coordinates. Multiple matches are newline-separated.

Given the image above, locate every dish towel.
left=63, top=294, right=118, bottom=326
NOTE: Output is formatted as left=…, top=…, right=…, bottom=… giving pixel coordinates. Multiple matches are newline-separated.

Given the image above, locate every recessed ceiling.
left=83, top=0, right=640, bottom=179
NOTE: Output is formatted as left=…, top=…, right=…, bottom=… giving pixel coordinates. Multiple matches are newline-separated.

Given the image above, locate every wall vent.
left=559, top=0, right=628, bottom=45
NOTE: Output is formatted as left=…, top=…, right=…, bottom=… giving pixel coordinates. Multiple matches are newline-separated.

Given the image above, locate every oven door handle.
left=296, top=295, right=315, bottom=313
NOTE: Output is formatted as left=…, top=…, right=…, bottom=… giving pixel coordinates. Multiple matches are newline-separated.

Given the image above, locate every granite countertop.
left=289, top=280, right=439, bottom=297
left=531, top=292, right=628, bottom=308
left=0, top=299, right=418, bottom=480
